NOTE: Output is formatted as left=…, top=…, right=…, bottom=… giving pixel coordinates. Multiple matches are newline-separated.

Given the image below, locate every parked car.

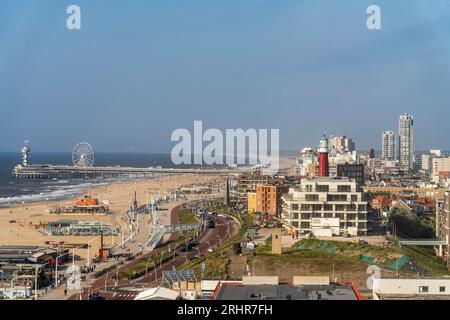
left=205, top=220, right=215, bottom=229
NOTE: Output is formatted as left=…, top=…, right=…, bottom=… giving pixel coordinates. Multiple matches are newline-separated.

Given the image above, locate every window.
left=336, top=204, right=346, bottom=211
left=312, top=204, right=322, bottom=211
left=301, top=213, right=311, bottom=220
left=301, top=204, right=312, bottom=211
left=324, top=212, right=333, bottom=218
left=290, top=204, right=299, bottom=211
left=305, top=185, right=313, bottom=192
left=316, top=185, right=329, bottom=192
left=351, top=195, right=357, bottom=202
left=324, top=204, right=333, bottom=211
left=305, top=194, right=319, bottom=201
left=291, top=221, right=299, bottom=228
left=291, top=212, right=299, bottom=219
left=419, top=286, right=429, bottom=293
left=440, top=286, right=446, bottom=293
left=337, top=185, right=351, bottom=193
left=300, top=222, right=310, bottom=229
left=327, top=194, right=347, bottom=202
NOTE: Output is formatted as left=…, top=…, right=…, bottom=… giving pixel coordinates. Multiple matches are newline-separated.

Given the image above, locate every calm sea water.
left=0, top=151, right=176, bottom=207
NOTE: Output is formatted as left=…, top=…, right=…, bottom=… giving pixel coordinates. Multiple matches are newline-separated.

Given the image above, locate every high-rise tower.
left=382, top=131, right=395, bottom=160
left=399, top=113, right=414, bottom=170
left=318, top=134, right=329, bottom=177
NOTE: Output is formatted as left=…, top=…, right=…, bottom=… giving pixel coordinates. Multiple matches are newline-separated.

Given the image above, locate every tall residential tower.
left=382, top=131, right=395, bottom=161
left=398, top=113, right=414, bottom=170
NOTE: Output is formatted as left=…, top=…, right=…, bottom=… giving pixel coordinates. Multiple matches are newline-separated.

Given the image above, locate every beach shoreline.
left=0, top=174, right=223, bottom=258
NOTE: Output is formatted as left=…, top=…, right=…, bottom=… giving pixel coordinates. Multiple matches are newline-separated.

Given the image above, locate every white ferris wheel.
left=72, top=142, right=95, bottom=167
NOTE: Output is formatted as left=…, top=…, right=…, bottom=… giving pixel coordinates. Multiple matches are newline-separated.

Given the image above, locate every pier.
left=12, top=164, right=243, bottom=179
left=11, top=142, right=249, bottom=179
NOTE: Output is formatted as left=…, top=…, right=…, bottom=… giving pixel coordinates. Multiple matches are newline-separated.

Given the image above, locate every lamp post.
left=55, top=251, right=70, bottom=287
left=154, top=258, right=158, bottom=282
left=104, top=270, right=109, bottom=291
left=34, top=261, right=50, bottom=300
left=159, top=251, right=164, bottom=269
left=145, top=257, right=154, bottom=279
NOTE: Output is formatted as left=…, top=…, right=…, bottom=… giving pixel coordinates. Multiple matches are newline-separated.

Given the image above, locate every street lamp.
left=34, top=262, right=50, bottom=300
left=145, top=257, right=154, bottom=279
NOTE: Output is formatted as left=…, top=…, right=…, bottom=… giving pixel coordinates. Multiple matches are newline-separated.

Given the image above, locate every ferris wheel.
left=72, top=142, right=95, bottom=167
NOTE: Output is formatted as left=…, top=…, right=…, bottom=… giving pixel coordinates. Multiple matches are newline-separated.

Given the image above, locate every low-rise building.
left=247, top=192, right=257, bottom=214
left=211, top=276, right=361, bottom=300
left=373, top=278, right=450, bottom=300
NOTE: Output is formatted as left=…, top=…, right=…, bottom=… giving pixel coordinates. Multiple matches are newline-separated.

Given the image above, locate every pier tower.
left=21, top=141, right=30, bottom=166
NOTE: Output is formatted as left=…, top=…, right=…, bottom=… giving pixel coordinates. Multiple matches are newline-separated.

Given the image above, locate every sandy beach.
left=0, top=155, right=294, bottom=259
left=0, top=174, right=224, bottom=258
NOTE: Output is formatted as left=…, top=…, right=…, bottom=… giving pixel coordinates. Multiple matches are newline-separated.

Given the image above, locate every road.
left=68, top=213, right=240, bottom=300
left=137, top=215, right=239, bottom=287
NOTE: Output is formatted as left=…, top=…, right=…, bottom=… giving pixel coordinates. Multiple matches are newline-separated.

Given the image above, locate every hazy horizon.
left=1, top=1, right=450, bottom=153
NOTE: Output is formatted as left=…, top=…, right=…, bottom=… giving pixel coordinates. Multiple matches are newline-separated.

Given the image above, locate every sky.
left=0, top=0, right=450, bottom=153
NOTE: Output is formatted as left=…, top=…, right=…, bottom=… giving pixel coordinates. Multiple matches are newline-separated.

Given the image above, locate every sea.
left=0, top=151, right=178, bottom=207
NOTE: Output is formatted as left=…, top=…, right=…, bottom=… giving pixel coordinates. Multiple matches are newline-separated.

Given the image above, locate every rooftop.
left=213, top=283, right=359, bottom=300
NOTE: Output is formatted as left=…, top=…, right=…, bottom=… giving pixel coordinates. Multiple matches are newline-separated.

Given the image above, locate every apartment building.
left=398, top=113, right=414, bottom=170
left=282, top=177, right=368, bottom=236
left=255, top=185, right=290, bottom=216
left=236, top=172, right=286, bottom=204
left=436, top=192, right=450, bottom=260
left=432, top=157, right=450, bottom=183
left=382, top=131, right=396, bottom=160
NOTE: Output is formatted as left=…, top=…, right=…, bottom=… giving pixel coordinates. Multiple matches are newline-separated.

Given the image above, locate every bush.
left=389, top=210, right=435, bottom=239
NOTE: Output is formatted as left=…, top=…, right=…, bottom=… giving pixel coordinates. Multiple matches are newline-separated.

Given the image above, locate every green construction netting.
left=361, top=255, right=411, bottom=270
left=298, top=241, right=336, bottom=254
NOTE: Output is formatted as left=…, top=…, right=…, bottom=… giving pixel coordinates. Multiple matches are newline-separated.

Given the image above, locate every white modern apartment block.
left=381, top=131, right=395, bottom=160
left=329, top=135, right=355, bottom=153
left=282, top=177, right=368, bottom=236
left=398, top=113, right=414, bottom=170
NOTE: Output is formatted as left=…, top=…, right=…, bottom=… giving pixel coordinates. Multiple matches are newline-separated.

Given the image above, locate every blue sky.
left=0, top=0, right=450, bottom=152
